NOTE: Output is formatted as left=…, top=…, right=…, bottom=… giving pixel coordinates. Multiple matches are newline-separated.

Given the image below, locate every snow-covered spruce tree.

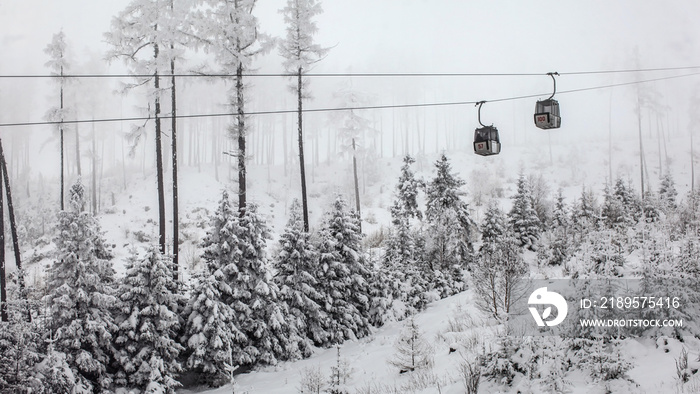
left=201, top=189, right=241, bottom=275
left=182, top=271, right=242, bottom=387
left=316, top=196, right=372, bottom=344
left=601, top=182, right=626, bottom=229
left=274, top=199, right=327, bottom=351
left=613, top=177, right=642, bottom=222
left=570, top=186, right=600, bottom=244
left=388, top=316, right=432, bottom=373
left=0, top=320, right=45, bottom=392
left=548, top=189, right=571, bottom=266
left=508, top=172, right=541, bottom=251
left=279, top=0, right=330, bottom=232
left=45, top=180, right=116, bottom=391
left=658, top=171, right=678, bottom=212
left=229, top=202, right=302, bottom=365
left=113, top=246, right=183, bottom=393
left=384, top=155, right=430, bottom=315
left=395, top=155, right=424, bottom=220
left=481, top=200, right=507, bottom=248
left=423, top=154, right=473, bottom=296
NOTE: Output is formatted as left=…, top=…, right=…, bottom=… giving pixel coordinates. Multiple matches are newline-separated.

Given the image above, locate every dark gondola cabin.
left=534, top=98, right=561, bottom=129
left=473, top=126, right=500, bottom=156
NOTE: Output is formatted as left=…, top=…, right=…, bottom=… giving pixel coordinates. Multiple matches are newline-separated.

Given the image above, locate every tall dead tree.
left=190, top=0, right=272, bottom=218
left=44, top=31, right=70, bottom=211
left=0, top=139, right=28, bottom=321
left=279, top=0, right=330, bottom=232
left=106, top=0, right=182, bottom=255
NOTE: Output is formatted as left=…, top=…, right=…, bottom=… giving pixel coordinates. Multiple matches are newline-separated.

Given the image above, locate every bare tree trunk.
left=352, top=138, right=361, bottom=233
left=171, top=52, right=180, bottom=282
left=92, top=121, right=97, bottom=215
left=0, top=139, right=26, bottom=321
left=297, top=68, right=310, bottom=232
left=692, top=127, right=696, bottom=192
left=60, top=67, right=65, bottom=211
left=0, top=171, right=5, bottom=322
left=154, top=43, right=167, bottom=255
left=236, top=62, right=246, bottom=216
left=637, top=97, right=645, bottom=197
left=75, top=122, right=81, bottom=177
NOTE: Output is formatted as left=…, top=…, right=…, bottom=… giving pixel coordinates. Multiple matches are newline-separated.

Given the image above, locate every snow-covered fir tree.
left=316, top=196, right=372, bottom=344
left=182, top=271, right=242, bottom=387
left=549, top=189, right=571, bottom=266
left=601, top=182, right=627, bottom=229
left=424, top=154, right=474, bottom=272
left=45, top=180, right=117, bottom=392
left=113, top=246, right=183, bottom=393
left=200, top=191, right=301, bottom=366
left=480, top=200, right=507, bottom=248
left=508, top=172, right=541, bottom=250
left=0, top=320, right=45, bottom=392
left=274, top=199, right=327, bottom=350
left=388, top=316, right=432, bottom=373
left=571, top=186, right=600, bottom=242
left=201, top=189, right=240, bottom=276
left=658, top=171, right=678, bottom=211
left=231, top=201, right=301, bottom=364
left=395, top=155, right=424, bottom=220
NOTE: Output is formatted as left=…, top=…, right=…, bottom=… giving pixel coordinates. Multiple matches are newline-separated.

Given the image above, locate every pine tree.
left=0, top=321, right=44, bottom=392
left=508, top=172, right=541, bottom=250
left=480, top=200, right=507, bottom=249
left=388, top=316, right=432, bottom=373
left=613, top=178, right=641, bottom=223
left=274, top=199, right=327, bottom=350
left=571, top=186, right=600, bottom=242
left=425, top=154, right=474, bottom=271
left=113, top=246, right=183, bottom=393
left=395, top=155, right=424, bottom=220
left=317, top=196, right=372, bottom=344
left=279, top=0, right=330, bottom=232
left=601, top=182, right=626, bottom=229
left=182, top=271, right=242, bottom=387
left=45, top=180, right=116, bottom=391
left=658, top=171, right=678, bottom=211
left=229, top=203, right=301, bottom=365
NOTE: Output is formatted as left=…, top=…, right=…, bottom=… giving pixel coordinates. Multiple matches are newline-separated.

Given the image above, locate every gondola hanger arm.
left=476, top=100, right=487, bottom=127
left=546, top=72, right=559, bottom=100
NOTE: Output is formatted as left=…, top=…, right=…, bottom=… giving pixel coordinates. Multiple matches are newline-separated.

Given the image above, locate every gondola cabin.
left=474, top=126, right=500, bottom=156
left=534, top=98, right=561, bottom=129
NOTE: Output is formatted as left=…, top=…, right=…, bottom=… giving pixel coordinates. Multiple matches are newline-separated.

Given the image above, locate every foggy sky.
left=1, top=0, right=700, bottom=177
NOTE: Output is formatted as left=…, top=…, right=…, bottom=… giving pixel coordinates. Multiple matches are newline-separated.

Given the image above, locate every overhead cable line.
left=1, top=70, right=699, bottom=129
left=1, top=65, right=700, bottom=79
